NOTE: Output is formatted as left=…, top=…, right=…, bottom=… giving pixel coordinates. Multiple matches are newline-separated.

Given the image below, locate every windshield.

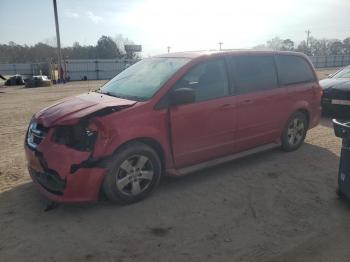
left=333, top=66, right=350, bottom=79
left=99, top=57, right=190, bottom=101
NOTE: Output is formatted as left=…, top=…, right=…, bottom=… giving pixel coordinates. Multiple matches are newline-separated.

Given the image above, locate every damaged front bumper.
left=24, top=121, right=108, bottom=203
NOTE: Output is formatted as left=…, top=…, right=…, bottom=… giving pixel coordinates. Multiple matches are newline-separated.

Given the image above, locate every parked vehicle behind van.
left=24, top=51, right=322, bottom=204
left=320, top=65, right=350, bottom=114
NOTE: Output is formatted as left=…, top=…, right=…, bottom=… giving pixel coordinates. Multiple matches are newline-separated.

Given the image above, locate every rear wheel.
left=281, top=112, right=308, bottom=152
left=336, top=187, right=346, bottom=199
left=103, top=142, right=162, bottom=204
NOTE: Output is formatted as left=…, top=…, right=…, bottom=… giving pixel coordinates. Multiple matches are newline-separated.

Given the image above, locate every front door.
left=169, top=58, right=238, bottom=168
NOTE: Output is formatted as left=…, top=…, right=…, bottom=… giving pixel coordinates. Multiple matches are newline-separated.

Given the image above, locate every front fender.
left=91, top=107, right=174, bottom=170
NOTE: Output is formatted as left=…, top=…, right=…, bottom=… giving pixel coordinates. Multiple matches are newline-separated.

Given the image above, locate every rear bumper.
left=25, top=144, right=108, bottom=203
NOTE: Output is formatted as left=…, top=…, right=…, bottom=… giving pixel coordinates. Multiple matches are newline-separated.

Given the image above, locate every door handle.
left=219, top=104, right=234, bottom=110
left=242, top=99, right=253, bottom=104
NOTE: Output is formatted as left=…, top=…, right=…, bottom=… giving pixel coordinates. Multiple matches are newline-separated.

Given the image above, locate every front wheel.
left=102, top=142, right=162, bottom=204
left=281, top=112, right=308, bottom=152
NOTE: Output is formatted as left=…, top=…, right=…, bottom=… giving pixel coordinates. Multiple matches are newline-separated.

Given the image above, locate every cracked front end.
left=24, top=93, right=136, bottom=203
left=25, top=119, right=108, bottom=203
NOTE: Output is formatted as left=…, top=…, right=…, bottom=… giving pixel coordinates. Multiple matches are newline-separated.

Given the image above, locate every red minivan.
left=24, top=51, right=322, bottom=204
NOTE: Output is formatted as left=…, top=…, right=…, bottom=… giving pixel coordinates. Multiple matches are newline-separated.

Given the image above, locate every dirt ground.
left=315, top=67, right=340, bottom=79
left=2, top=70, right=350, bottom=262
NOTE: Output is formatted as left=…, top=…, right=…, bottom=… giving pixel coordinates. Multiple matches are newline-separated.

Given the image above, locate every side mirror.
left=170, top=88, right=195, bottom=106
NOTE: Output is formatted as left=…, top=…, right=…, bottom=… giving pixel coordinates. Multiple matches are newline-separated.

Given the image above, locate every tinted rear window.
left=276, top=55, right=315, bottom=85
left=230, top=55, right=278, bottom=94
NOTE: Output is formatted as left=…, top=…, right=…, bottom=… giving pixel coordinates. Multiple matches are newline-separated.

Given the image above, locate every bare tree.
left=266, top=37, right=283, bottom=51
left=329, top=40, right=344, bottom=55
left=344, top=37, right=350, bottom=55
left=281, top=39, right=294, bottom=51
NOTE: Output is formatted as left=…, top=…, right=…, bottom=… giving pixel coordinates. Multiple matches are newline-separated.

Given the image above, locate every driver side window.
left=174, top=59, right=229, bottom=102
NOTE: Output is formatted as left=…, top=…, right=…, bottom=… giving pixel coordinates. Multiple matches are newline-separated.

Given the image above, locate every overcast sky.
left=1, top=0, right=349, bottom=56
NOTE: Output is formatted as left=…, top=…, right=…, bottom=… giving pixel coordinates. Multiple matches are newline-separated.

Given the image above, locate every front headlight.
left=53, top=121, right=97, bottom=152
left=322, top=87, right=332, bottom=96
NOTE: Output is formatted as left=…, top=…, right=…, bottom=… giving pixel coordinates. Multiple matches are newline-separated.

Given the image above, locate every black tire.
left=336, top=187, right=346, bottom=200
left=102, top=142, right=162, bottom=204
left=281, top=112, right=308, bottom=152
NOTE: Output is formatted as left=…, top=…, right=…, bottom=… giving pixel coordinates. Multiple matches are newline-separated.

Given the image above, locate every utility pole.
left=53, top=0, right=63, bottom=81
left=305, top=29, right=311, bottom=48
left=167, top=46, right=171, bottom=53
left=218, top=42, right=223, bottom=51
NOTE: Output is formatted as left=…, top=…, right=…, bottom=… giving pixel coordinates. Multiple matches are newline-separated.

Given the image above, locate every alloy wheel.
left=116, top=155, right=154, bottom=196
left=287, top=118, right=305, bottom=146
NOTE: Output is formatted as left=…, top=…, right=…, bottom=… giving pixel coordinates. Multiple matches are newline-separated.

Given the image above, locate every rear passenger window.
left=231, top=56, right=278, bottom=94
left=276, top=55, right=315, bottom=85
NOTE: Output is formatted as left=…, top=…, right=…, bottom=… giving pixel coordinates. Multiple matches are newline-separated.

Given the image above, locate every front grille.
left=321, top=97, right=332, bottom=104
left=326, top=89, right=350, bottom=100
left=27, top=121, right=48, bottom=149
left=30, top=168, right=66, bottom=195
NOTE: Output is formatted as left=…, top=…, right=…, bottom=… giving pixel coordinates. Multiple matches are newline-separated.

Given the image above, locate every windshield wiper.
left=94, top=88, right=103, bottom=94
left=102, top=91, right=116, bottom=97
left=111, top=93, right=143, bottom=101
left=119, top=94, right=145, bottom=101
left=94, top=90, right=142, bottom=101
left=94, top=89, right=116, bottom=97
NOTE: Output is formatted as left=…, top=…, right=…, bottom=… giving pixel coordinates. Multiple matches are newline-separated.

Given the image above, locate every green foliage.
left=0, top=35, right=137, bottom=63
left=96, top=36, right=121, bottom=59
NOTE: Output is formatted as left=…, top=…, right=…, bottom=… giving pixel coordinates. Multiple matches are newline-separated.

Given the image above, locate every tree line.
left=256, top=36, right=350, bottom=56
left=2, top=34, right=350, bottom=64
left=0, top=35, right=138, bottom=64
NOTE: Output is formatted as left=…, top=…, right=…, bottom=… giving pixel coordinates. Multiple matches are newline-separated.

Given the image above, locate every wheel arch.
left=280, top=108, right=309, bottom=152
left=296, top=108, right=310, bottom=129
left=112, top=137, right=166, bottom=173
left=281, top=107, right=311, bottom=139
left=101, top=137, right=165, bottom=204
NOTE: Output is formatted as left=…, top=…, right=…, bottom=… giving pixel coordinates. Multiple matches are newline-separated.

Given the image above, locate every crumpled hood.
left=35, top=92, right=136, bottom=127
left=320, top=78, right=350, bottom=91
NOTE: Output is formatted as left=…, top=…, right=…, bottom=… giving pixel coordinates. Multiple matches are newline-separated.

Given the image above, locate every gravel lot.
left=1, top=69, right=350, bottom=262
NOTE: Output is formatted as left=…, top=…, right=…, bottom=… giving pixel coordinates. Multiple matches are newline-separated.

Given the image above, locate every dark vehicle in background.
left=320, top=65, right=350, bottom=114
left=25, top=75, right=52, bottom=88
left=24, top=51, right=322, bottom=204
left=4, top=74, right=25, bottom=86
left=0, top=74, right=52, bottom=87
